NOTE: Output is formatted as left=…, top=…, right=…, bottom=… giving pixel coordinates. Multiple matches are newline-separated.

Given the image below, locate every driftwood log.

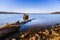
left=0, top=21, right=20, bottom=40
left=0, top=18, right=35, bottom=40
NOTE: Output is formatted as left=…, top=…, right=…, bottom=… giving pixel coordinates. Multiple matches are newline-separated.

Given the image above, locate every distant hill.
left=0, top=12, right=21, bottom=14
left=51, top=12, right=60, bottom=14
left=1, top=11, right=60, bottom=14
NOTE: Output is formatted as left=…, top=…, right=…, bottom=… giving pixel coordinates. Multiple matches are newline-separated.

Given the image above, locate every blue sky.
left=0, top=0, right=60, bottom=13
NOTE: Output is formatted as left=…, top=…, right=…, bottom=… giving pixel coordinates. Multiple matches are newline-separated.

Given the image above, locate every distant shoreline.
left=51, top=12, right=60, bottom=14
left=0, top=12, right=23, bottom=14
left=0, top=12, right=60, bottom=14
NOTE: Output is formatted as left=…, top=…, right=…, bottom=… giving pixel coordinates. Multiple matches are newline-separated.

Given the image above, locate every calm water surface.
left=0, top=14, right=60, bottom=26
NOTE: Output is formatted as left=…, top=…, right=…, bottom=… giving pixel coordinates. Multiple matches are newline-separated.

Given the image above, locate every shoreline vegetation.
left=0, top=12, right=60, bottom=14
left=0, top=12, right=21, bottom=14
left=51, top=12, right=60, bottom=14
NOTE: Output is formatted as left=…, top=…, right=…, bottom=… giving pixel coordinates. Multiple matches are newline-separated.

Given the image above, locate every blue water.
left=0, top=14, right=60, bottom=26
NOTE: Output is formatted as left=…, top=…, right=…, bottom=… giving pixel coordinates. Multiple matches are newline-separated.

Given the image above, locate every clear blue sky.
left=0, top=0, right=60, bottom=13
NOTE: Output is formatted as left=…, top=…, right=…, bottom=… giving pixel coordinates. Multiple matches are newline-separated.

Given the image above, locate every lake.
left=0, top=14, right=60, bottom=26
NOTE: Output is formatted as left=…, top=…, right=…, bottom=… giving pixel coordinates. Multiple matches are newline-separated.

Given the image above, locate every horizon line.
left=0, top=11, right=54, bottom=13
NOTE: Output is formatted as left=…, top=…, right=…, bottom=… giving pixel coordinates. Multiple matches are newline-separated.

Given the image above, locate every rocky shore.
left=19, top=24, right=60, bottom=40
